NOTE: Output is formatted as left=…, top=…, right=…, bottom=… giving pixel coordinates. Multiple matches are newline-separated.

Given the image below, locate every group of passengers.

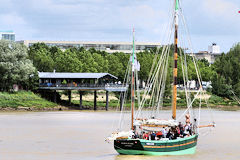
left=133, top=122, right=193, bottom=140
left=133, top=114, right=196, bottom=140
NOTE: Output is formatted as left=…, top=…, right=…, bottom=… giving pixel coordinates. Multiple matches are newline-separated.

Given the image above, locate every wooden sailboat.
left=108, top=0, right=214, bottom=155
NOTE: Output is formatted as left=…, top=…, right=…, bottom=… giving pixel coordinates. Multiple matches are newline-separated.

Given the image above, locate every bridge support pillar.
left=53, top=90, right=57, bottom=103
left=105, top=91, right=109, bottom=111
left=68, top=90, right=71, bottom=105
left=94, top=90, right=97, bottom=110
left=120, top=92, right=123, bottom=111
left=79, top=91, right=83, bottom=110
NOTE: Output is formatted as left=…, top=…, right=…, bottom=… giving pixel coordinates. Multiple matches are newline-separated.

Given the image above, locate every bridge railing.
left=39, top=83, right=128, bottom=89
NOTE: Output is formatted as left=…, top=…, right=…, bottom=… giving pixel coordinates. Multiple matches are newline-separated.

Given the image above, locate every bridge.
left=38, top=72, right=127, bottom=110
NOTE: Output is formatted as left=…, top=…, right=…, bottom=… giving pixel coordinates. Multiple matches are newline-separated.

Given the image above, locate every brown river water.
left=0, top=110, right=239, bottom=160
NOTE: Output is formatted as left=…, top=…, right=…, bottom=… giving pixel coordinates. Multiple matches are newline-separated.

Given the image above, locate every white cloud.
left=0, top=13, right=25, bottom=25
left=202, top=0, right=239, bottom=19
left=0, top=12, right=37, bottom=40
left=118, top=4, right=169, bottom=42
left=0, top=0, right=238, bottom=52
left=119, top=5, right=166, bottom=27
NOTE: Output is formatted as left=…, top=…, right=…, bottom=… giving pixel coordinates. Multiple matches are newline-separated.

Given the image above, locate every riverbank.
left=0, top=91, right=68, bottom=111
left=0, top=91, right=239, bottom=112
left=67, top=91, right=240, bottom=111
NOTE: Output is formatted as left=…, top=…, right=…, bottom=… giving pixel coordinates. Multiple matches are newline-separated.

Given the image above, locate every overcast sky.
left=0, top=0, right=239, bottom=52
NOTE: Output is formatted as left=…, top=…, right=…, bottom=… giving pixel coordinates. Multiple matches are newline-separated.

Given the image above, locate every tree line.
left=28, top=43, right=213, bottom=82
left=0, top=40, right=239, bottom=98
left=211, top=43, right=240, bottom=98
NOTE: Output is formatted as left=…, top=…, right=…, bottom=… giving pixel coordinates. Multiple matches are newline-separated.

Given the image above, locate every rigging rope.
left=114, top=0, right=215, bottom=136
left=136, top=3, right=176, bottom=119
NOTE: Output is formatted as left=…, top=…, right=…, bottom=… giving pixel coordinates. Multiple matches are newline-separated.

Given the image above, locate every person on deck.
left=176, top=127, right=180, bottom=135
left=189, top=123, right=192, bottom=135
left=183, top=124, right=190, bottom=137
left=178, top=122, right=184, bottom=136
left=166, top=129, right=173, bottom=140
left=173, top=127, right=180, bottom=139
left=149, top=132, right=153, bottom=140
left=156, top=131, right=163, bottom=139
left=143, top=132, right=149, bottom=140
left=134, top=131, right=139, bottom=139
left=151, top=132, right=156, bottom=140
left=162, top=127, right=167, bottom=138
left=185, top=114, right=191, bottom=125
left=192, top=118, right=197, bottom=134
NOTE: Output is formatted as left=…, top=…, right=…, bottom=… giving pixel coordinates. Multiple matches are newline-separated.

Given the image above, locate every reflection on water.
left=0, top=110, right=239, bottom=160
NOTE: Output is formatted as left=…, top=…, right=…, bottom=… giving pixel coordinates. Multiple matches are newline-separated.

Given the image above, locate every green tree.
left=28, top=43, right=54, bottom=72
left=107, top=54, right=124, bottom=80
left=80, top=51, right=98, bottom=72
left=137, top=51, right=155, bottom=81
left=211, top=73, right=232, bottom=97
left=0, top=40, right=36, bottom=91
left=92, top=53, right=108, bottom=72
left=49, top=46, right=62, bottom=61
left=55, top=49, right=82, bottom=72
left=198, top=59, right=212, bottom=82
left=211, top=43, right=240, bottom=97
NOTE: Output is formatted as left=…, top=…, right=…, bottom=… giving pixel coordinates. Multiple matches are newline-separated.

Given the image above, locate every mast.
left=172, top=0, right=179, bottom=120
left=131, top=28, right=135, bottom=130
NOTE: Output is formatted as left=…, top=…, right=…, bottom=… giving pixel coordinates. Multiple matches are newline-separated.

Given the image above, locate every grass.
left=0, top=91, right=57, bottom=109
left=208, top=94, right=239, bottom=106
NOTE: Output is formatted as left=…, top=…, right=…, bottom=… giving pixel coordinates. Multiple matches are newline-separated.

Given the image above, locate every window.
left=2, top=34, right=15, bottom=41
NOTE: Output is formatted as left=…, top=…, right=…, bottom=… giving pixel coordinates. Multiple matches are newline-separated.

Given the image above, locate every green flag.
left=175, top=0, right=179, bottom=11
left=132, top=28, right=135, bottom=64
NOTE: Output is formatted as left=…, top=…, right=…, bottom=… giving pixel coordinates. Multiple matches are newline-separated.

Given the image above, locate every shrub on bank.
left=0, top=91, right=57, bottom=109
left=208, top=94, right=238, bottom=106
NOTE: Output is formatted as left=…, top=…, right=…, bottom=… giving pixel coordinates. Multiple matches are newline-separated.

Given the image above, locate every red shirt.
left=156, top=131, right=162, bottom=136
left=177, top=129, right=180, bottom=134
left=143, top=133, right=149, bottom=140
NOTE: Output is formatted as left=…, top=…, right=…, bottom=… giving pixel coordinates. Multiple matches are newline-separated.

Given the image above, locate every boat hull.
left=114, top=134, right=198, bottom=155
